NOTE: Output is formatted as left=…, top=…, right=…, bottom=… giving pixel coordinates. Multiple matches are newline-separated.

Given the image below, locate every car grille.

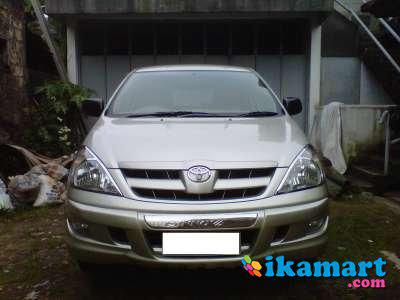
left=121, top=168, right=274, bottom=201
left=134, top=187, right=265, bottom=200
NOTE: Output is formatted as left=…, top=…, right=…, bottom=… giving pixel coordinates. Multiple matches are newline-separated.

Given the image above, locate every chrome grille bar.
left=122, top=168, right=274, bottom=201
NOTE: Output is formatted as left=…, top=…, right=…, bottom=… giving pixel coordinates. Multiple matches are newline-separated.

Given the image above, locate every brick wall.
left=0, top=0, right=28, bottom=144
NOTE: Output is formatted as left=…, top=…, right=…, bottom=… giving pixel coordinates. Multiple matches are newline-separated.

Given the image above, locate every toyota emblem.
left=187, top=166, right=211, bottom=183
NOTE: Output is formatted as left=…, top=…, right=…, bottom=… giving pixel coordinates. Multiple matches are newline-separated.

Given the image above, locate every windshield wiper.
left=126, top=111, right=228, bottom=118
left=178, top=112, right=231, bottom=117
left=126, top=111, right=192, bottom=118
left=234, top=111, right=278, bottom=117
left=125, top=111, right=278, bottom=118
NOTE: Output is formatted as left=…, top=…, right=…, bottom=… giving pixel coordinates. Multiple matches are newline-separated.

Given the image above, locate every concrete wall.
left=360, top=62, right=393, bottom=105
left=322, top=12, right=359, bottom=57
left=321, top=56, right=394, bottom=106
left=334, top=0, right=364, bottom=18
left=313, top=105, right=392, bottom=164
left=0, top=0, right=28, bottom=144
left=321, top=57, right=361, bottom=105
left=340, top=0, right=363, bottom=13
left=340, top=105, right=389, bottom=162
left=46, top=0, right=334, bottom=14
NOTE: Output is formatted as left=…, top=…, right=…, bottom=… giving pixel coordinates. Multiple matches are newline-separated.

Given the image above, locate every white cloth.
left=0, top=179, right=13, bottom=210
left=310, top=102, right=347, bottom=174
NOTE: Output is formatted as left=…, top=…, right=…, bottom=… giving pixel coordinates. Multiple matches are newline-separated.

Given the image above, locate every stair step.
left=351, top=164, right=385, bottom=177
left=347, top=176, right=376, bottom=192
left=347, top=161, right=400, bottom=193
left=384, top=191, right=400, bottom=205
left=357, top=153, right=400, bottom=165
left=347, top=164, right=387, bottom=192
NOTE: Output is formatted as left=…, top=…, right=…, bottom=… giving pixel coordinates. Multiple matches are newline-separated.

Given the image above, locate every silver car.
left=66, top=65, right=328, bottom=270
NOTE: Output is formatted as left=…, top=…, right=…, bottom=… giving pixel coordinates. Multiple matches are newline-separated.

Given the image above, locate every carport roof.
left=45, top=0, right=334, bottom=16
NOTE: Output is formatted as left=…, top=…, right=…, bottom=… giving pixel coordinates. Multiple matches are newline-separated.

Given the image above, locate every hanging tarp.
left=310, top=102, right=347, bottom=174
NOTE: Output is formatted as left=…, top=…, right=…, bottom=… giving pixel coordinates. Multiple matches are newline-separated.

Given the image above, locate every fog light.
left=307, top=217, right=327, bottom=234
left=68, top=218, right=90, bottom=236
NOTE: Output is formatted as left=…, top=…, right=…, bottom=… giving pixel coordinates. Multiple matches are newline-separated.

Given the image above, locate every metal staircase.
left=362, top=48, right=400, bottom=105
left=334, top=0, right=400, bottom=191
left=360, top=21, right=400, bottom=105
left=335, top=0, right=400, bottom=104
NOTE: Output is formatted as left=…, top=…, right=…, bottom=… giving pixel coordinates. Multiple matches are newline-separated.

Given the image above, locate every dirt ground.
left=1, top=194, right=400, bottom=300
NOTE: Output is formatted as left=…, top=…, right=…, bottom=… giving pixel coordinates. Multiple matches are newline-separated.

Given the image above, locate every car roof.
left=135, top=65, right=252, bottom=73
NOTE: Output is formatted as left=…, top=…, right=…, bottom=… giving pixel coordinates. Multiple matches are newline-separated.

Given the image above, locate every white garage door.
left=80, top=21, right=308, bottom=130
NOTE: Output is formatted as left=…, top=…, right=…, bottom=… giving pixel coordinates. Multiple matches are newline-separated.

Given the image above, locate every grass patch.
left=0, top=206, right=57, bottom=223
left=321, top=193, right=400, bottom=298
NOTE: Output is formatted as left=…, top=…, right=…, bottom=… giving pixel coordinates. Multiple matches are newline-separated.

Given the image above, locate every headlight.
left=277, top=146, right=324, bottom=194
left=68, top=147, right=122, bottom=196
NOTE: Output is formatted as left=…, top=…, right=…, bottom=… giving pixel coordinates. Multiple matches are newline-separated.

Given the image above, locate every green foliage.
left=35, top=81, right=90, bottom=112
left=23, top=81, right=91, bottom=156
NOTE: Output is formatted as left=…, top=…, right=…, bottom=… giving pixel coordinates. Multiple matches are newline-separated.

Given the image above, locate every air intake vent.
left=218, top=168, right=273, bottom=179
left=122, top=169, right=180, bottom=180
left=133, top=187, right=265, bottom=201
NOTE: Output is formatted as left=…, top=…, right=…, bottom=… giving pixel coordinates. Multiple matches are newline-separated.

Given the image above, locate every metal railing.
left=335, top=0, right=400, bottom=74
left=361, top=0, right=400, bottom=45
left=379, top=108, right=400, bottom=175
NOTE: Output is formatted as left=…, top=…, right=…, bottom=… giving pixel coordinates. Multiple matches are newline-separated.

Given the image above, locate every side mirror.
left=283, top=97, right=302, bottom=116
left=82, top=98, right=103, bottom=117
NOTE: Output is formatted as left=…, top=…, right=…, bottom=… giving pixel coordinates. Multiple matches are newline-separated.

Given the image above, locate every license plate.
left=162, top=232, right=240, bottom=255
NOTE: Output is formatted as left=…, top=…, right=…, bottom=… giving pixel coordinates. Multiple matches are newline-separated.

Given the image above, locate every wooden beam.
left=30, top=0, right=68, bottom=81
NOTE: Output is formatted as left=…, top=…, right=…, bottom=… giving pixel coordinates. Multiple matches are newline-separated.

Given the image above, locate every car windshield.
left=107, top=70, right=282, bottom=117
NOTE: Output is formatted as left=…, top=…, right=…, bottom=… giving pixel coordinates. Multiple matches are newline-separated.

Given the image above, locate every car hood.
left=84, top=116, right=308, bottom=169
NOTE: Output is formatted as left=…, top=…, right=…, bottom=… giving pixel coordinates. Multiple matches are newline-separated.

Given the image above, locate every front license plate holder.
left=162, top=232, right=240, bottom=256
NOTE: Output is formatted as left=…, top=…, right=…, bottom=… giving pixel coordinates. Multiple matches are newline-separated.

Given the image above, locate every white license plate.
left=162, top=232, right=240, bottom=255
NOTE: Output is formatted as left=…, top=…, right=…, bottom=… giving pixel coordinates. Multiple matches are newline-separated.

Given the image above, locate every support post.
left=66, top=21, right=79, bottom=84
left=308, top=19, right=322, bottom=135
left=384, top=115, right=390, bottom=176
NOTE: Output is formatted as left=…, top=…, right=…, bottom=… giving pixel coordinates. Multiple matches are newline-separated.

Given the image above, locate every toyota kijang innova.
left=67, top=65, right=328, bottom=270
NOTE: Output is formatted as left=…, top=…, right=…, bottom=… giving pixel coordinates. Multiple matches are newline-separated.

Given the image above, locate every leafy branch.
left=24, top=81, right=92, bottom=156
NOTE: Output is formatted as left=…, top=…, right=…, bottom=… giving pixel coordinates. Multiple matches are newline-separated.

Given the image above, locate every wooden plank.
left=30, top=0, right=68, bottom=81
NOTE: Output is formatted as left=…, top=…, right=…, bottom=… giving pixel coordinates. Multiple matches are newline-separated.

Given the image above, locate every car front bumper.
left=65, top=186, right=329, bottom=268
